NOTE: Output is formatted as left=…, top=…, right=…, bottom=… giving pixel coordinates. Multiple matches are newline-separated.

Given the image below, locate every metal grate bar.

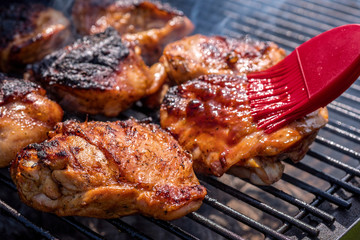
left=315, top=136, right=360, bottom=160
left=144, top=217, right=199, bottom=240
left=297, top=159, right=360, bottom=227
left=249, top=182, right=335, bottom=223
left=0, top=173, right=108, bottom=240
left=204, top=196, right=293, bottom=239
left=223, top=3, right=321, bottom=41
left=308, top=150, right=360, bottom=177
left=331, top=101, right=360, bottom=115
left=281, top=174, right=351, bottom=208
left=324, top=124, right=360, bottom=144
left=307, top=0, right=360, bottom=16
left=350, top=83, right=360, bottom=91
left=201, top=177, right=319, bottom=235
left=226, top=26, right=299, bottom=49
left=240, top=16, right=310, bottom=41
left=328, top=102, right=360, bottom=121
left=107, top=219, right=153, bottom=240
left=228, top=0, right=333, bottom=32
left=284, top=0, right=360, bottom=23
left=276, top=162, right=359, bottom=235
left=0, top=172, right=17, bottom=191
left=224, top=3, right=310, bottom=47
left=255, top=0, right=348, bottom=26
left=341, top=92, right=360, bottom=104
left=187, top=212, right=245, bottom=240
left=328, top=120, right=360, bottom=136
left=285, top=160, right=360, bottom=195
left=61, top=217, right=106, bottom=240
left=0, top=199, right=58, bottom=240
left=246, top=9, right=321, bottom=36
left=223, top=2, right=313, bottom=40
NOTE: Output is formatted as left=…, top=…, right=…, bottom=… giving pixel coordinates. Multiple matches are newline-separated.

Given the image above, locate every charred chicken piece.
left=0, top=2, right=71, bottom=73
left=32, top=28, right=163, bottom=117
left=0, top=74, right=63, bottom=168
left=160, top=75, right=328, bottom=185
left=160, top=34, right=286, bottom=84
left=11, top=118, right=206, bottom=220
left=72, top=0, right=194, bottom=65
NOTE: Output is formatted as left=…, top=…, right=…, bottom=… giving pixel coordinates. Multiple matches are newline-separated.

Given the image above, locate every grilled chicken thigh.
left=160, top=34, right=286, bottom=84
left=160, top=75, right=328, bottom=185
left=0, top=2, right=71, bottom=73
left=32, top=28, right=163, bottom=117
left=11, top=119, right=206, bottom=220
left=146, top=34, right=286, bottom=107
left=72, top=0, right=194, bottom=64
left=0, top=74, right=63, bottom=167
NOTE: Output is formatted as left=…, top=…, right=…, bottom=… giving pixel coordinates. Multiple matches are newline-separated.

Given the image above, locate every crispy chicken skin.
left=0, top=75, right=63, bottom=167
left=0, top=2, right=71, bottom=73
left=11, top=119, right=206, bottom=220
left=72, top=0, right=194, bottom=65
left=31, top=28, right=163, bottom=117
left=160, top=75, right=328, bottom=185
left=160, top=34, right=286, bottom=84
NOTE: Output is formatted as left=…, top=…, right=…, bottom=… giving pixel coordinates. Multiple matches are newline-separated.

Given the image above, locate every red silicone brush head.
left=247, top=24, right=360, bottom=133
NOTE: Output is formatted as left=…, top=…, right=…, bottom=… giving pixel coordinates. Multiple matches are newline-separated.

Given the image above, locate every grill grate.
left=0, top=0, right=360, bottom=239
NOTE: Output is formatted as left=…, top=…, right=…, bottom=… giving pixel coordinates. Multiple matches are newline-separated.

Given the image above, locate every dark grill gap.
left=0, top=0, right=359, bottom=239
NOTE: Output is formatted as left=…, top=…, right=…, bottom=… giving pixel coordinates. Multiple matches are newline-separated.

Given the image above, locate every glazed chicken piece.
left=0, top=2, right=71, bottom=73
left=146, top=34, right=286, bottom=108
left=160, top=34, right=286, bottom=84
left=160, top=75, right=328, bottom=185
left=0, top=74, right=63, bottom=168
left=31, top=27, right=165, bottom=117
left=72, top=0, right=194, bottom=65
left=11, top=118, right=206, bottom=220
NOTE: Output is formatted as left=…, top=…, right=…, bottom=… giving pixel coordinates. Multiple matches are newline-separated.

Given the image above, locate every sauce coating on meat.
left=161, top=75, right=328, bottom=185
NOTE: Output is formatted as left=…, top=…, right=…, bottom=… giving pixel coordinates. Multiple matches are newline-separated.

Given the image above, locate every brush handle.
left=297, top=24, right=360, bottom=108
left=248, top=24, right=360, bottom=133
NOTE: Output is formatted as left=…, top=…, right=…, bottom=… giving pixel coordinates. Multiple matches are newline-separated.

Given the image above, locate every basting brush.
left=246, top=24, right=360, bottom=133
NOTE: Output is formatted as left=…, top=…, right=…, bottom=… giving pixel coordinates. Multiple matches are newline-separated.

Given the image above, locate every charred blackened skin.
left=35, top=28, right=130, bottom=90
left=0, top=75, right=40, bottom=105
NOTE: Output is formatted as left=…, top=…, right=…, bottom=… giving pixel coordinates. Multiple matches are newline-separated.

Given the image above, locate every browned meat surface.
left=0, top=2, right=71, bottom=73
left=11, top=118, right=206, bottom=220
left=0, top=74, right=63, bottom=167
left=72, top=0, right=194, bottom=65
left=160, top=75, right=328, bottom=185
left=31, top=28, right=164, bottom=117
left=160, top=34, right=286, bottom=84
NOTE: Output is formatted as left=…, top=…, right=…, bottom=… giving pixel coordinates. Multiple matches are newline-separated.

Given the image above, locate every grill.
left=1, top=0, right=359, bottom=239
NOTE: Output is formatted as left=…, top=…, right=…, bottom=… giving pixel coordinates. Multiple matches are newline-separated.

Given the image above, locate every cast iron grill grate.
left=0, top=0, right=359, bottom=239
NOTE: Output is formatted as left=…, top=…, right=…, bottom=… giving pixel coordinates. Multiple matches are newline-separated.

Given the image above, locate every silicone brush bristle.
left=247, top=51, right=308, bottom=133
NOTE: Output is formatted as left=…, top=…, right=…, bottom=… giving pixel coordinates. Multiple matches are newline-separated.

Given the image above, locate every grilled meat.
left=146, top=34, right=286, bottom=108
left=11, top=118, right=206, bottom=220
left=160, top=75, right=328, bottom=185
left=0, top=74, right=63, bottom=167
left=32, top=28, right=163, bottom=117
left=72, top=0, right=194, bottom=65
left=0, top=2, right=71, bottom=73
left=160, top=34, right=286, bottom=84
